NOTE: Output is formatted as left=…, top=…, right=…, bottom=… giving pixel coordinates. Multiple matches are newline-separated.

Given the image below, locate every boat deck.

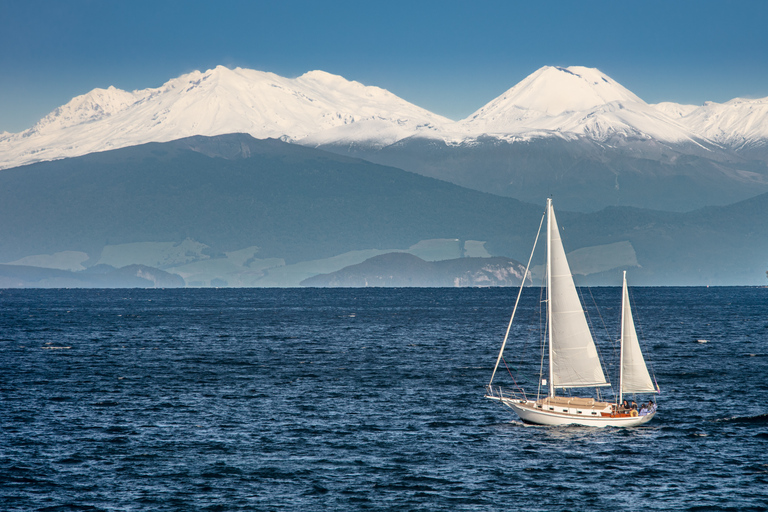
left=517, top=396, right=612, bottom=419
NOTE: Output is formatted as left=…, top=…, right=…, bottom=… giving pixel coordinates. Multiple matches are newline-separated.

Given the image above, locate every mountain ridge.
left=0, top=66, right=451, bottom=169
left=3, top=65, right=767, bottom=171
left=3, top=65, right=768, bottom=212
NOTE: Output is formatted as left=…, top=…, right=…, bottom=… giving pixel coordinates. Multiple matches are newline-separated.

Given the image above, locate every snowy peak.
left=470, top=66, right=643, bottom=119
left=0, top=66, right=452, bottom=169
left=458, top=65, right=703, bottom=143
left=31, top=85, right=139, bottom=134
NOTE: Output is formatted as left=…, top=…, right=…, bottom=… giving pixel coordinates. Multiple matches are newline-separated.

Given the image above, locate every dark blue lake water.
left=1, top=287, right=767, bottom=511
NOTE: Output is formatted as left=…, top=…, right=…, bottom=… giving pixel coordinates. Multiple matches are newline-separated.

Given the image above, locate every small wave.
left=91, top=400, right=119, bottom=407
left=303, top=483, right=329, bottom=495
left=714, top=413, right=768, bottom=424
left=57, top=456, right=85, bottom=465
left=487, top=420, right=524, bottom=428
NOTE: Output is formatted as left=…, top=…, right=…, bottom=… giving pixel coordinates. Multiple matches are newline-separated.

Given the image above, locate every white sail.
left=620, top=272, right=656, bottom=394
left=547, top=200, right=609, bottom=389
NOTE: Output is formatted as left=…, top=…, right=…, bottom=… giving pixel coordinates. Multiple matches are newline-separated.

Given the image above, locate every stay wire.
left=578, top=284, right=613, bottom=387
left=627, top=284, right=660, bottom=393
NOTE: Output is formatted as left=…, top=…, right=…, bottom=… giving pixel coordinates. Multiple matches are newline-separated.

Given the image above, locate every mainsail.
left=547, top=200, right=609, bottom=390
left=619, top=271, right=655, bottom=396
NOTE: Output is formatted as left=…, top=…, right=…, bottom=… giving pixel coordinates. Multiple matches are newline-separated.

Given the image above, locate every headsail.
left=547, top=200, right=609, bottom=390
left=619, top=272, right=656, bottom=396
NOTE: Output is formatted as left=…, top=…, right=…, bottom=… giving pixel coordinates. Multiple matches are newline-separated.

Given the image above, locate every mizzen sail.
left=620, top=272, right=656, bottom=394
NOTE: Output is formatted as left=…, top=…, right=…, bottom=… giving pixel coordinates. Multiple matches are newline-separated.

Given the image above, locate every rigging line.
left=587, top=285, right=620, bottom=376
left=537, top=267, right=547, bottom=400
left=501, top=356, right=523, bottom=395
left=588, top=285, right=614, bottom=349
left=578, top=284, right=612, bottom=384
left=511, top=299, right=537, bottom=385
left=488, top=209, right=546, bottom=387
left=511, top=290, right=533, bottom=377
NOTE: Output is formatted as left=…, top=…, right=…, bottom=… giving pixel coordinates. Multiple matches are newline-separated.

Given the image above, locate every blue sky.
left=1, top=0, right=767, bottom=133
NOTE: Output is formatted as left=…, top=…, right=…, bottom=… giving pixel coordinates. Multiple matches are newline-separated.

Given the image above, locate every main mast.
left=619, top=270, right=626, bottom=405
left=546, top=198, right=554, bottom=398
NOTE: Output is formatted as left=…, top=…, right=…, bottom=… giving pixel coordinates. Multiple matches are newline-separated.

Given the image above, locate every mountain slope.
left=653, top=97, right=768, bottom=158
left=318, top=133, right=768, bottom=212
left=0, top=66, right=450, bottom=170
left=0, top=133, right=542, bottom=268
left=0, top=133, right=766, bottom=286
left=309, top=66, right=768, bottom=211
left=457, top=66, right=706, bottom=145
left=3, top=65, right=768, bottom=212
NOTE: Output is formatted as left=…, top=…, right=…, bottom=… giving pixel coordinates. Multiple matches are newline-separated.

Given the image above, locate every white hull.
left=487, top=396, right=656, bottom=428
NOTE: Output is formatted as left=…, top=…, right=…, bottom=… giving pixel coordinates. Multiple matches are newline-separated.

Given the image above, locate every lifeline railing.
left=485, top=384, right=527, bottom=402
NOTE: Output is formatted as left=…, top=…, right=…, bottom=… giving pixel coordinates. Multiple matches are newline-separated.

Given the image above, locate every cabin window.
left=549, top=407, right=554, bottom=411
left=562, top=409, right=568, bottom=412
left=592, top=412, right=597, bottom=415
left=577, top=410, right=582, bottom=414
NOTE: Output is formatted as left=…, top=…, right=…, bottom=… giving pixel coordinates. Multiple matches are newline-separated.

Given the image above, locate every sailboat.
left=485, top=199, right=659, bottom=427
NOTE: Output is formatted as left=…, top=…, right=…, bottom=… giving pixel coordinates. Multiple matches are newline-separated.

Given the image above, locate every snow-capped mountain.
left=457, top=66, right=708, bottom=145
left=652, top=97, right=768, bottom=150
left=2, top=64, right=768, bottom=172
left=0, top=66, right=451, bottom=169
left=307, top=66, right=768, bottom=212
